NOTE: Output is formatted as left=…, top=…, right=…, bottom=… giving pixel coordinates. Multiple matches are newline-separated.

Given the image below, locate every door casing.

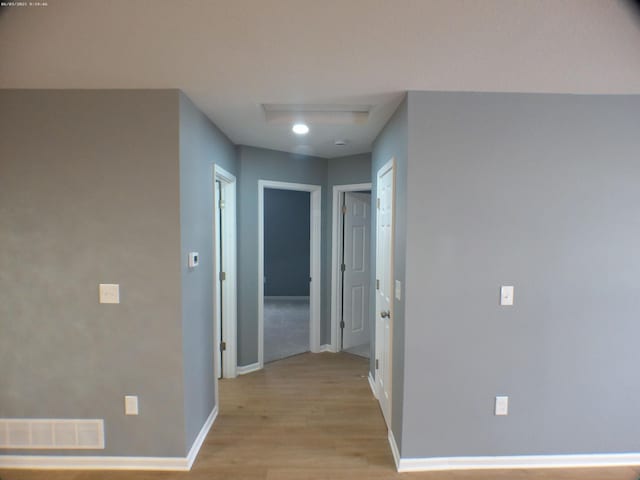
left=213, top=165, right=237, bottom=382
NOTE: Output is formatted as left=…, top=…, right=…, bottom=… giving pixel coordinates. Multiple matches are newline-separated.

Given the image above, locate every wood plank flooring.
left=2, top=352, right=639, bottom=480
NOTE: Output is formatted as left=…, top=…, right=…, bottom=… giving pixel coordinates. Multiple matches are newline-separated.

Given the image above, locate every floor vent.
left=0, top=419, right=104, bottom=449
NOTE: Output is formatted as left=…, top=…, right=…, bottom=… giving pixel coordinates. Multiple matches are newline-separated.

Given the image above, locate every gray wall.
left=326, top=153, right=372, bottom=345
left=236, top=146, right=328, bottom=366
left=402, top=91, right=640, bottom=458
left=370, top=98, right=408, bottom=452
left=264, top=189, right=310, bottom=297
left=178, top=93, right=236, bottom=451
left=0, top=90, right=186, bottom=457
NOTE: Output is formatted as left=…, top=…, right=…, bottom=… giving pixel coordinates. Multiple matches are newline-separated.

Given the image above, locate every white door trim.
left=213, top=165, right=237, bottom=380
left=330, top=182, right=372, bottom=352
left=258, top=180, right=322, bottom=368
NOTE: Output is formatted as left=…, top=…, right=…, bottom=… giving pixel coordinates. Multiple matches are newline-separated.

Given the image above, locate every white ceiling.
left=1, top=0, right=639, bottom=158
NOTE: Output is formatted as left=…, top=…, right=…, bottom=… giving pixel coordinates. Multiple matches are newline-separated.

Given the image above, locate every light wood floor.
left=2, top=352, right=639, bottom=480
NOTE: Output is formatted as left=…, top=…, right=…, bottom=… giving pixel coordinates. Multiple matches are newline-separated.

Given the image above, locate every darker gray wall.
left=370, top=97, right=408, bottom=453
left=264, top=189, right=310, bottom=297
left=402, top=91, right=640, bottom=458
left=236, top=146, right=328, bottom=366
left=0, top=90, right=186, bottom=457
left=178, top=92, right=236, bottom=451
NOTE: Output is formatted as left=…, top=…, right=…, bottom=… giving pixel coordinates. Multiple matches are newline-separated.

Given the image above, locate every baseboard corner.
left=186, top=405, right=218, bottom=469
left=236, top=362, right=261, bottom=375
left=388, top=429, right=401, bottom=471
left=368, top=372, right=377, bottom=399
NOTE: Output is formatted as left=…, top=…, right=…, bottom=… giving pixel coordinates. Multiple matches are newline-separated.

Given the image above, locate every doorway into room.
left=213, top=165, right=237, bottom=381
left=263, top=188, right=311, bottom=363
left=258, top=180, right=321, bottom=368
left=331, top=183, right=373, bottom=358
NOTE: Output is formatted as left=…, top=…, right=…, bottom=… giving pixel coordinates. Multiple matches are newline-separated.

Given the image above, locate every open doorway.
left=258, top=180, right=321, bottom=369
left=263, top=188, right=311, bottom=363
left=331, top=183, right=373, bottom=357
left=213, top=165, right=237, bottom=380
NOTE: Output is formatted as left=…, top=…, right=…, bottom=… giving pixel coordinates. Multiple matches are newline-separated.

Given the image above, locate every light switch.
left=99, top=284, right=120, bottom=304
left=395, top=280, right=402, bottom=300
left=124, top=395, right=139, bottom=415
left=500, top=285, right=514, bottom=306
left=495, top=396, right=509, bottom=416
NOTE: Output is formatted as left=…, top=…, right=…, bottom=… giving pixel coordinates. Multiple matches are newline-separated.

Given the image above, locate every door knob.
left=380, top=310, right=391, bottom=318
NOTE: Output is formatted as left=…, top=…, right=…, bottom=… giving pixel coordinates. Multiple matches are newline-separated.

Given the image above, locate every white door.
left=342, top=192, right=371, bottom=350
left=214, top=180, right=223, bottom=379
left=375, top=159, right=395, bottom=428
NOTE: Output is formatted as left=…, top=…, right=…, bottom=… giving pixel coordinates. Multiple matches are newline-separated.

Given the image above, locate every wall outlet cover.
left=124, top=395, right=139, bottom=415
left=500, top=285, right=514, bottom=306
left=495, top=395, right=509, bottom=416
left=99, top=284, right=120, bottom=304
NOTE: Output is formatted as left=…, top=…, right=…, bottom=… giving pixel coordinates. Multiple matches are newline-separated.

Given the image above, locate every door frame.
left=258, top=180, right=322, bottom=368
left=374, top=158, right=395, bottom=427
left=330, top=182, right=372, bottom=352
left=213, top=165, right=237, bottom=380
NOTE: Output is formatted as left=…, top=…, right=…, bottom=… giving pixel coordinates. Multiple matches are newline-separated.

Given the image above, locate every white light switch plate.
left=124, top=395, right=139, bottom=415
left=495, top=396, right=509, bottom=416
left=99, top=284, right=120, bottom=304
left=395, top=280, right=402, bottom=300
left=500, top=285, right=514, bottom=306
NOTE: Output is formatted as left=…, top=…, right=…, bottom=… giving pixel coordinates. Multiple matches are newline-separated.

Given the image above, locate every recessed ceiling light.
left=292, top=123, right=309, bottom=135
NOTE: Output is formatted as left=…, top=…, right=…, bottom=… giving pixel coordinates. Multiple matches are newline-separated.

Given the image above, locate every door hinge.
left=376, top=198, right=380, bottom=209
left=341, top=204, right=347, bottom=214
left=340, top=321, right=345, bottom=329
left=309, top=276, right=312, bottom=283
left=219, top=271, right=226, bottom=281
left=220, top=341, right=226, bottom=351
left=340, top=263, right=346, bottom=273
left=375, top=359, right=379, bottom=370
left=376, top=279, right=380, bottom=290
left=219, top=200, right=225, bottom=210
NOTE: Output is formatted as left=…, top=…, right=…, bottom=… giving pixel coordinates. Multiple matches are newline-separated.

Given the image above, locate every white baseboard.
left=0, top=407, right=218, bottom=471
left=186, top=406, right=217, bottom=469
left=264, top=296, right=310, bottom=301
left=388, top=429, right=401, bottom=470
left=368, top=372, right=377, bottom=399
left=236, top=362, right=261, bottom=375
left=320, top=344, right=334, bottom=353
left=395, top=450, right=640, bottom=473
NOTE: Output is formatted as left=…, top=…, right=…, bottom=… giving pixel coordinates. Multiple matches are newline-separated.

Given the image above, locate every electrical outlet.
left=495, top=396, right=509, bottom=416
left=500, top=286, right=514, bottom=306
left=99, top=284, right=120, bottom=304
left=124, top=395, right=139, bottom=415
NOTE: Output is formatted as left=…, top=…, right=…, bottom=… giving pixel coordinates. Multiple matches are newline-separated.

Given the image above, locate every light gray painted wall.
left=264, top=189, right=311, bottom=297
left=178, top=92, right=236, bottom=451
left=0, top=90, right=186, bottom=456
left=402, top=91, right=640, bottom=458
left=370, top=98, right=408, bottom=452
left=326, top=153, right=372, bottom=345
left=236, top=146, right=328, bottom=366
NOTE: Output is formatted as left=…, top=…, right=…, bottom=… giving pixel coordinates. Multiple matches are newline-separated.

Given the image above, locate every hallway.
left=2, top=353, right=639, bottom=480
